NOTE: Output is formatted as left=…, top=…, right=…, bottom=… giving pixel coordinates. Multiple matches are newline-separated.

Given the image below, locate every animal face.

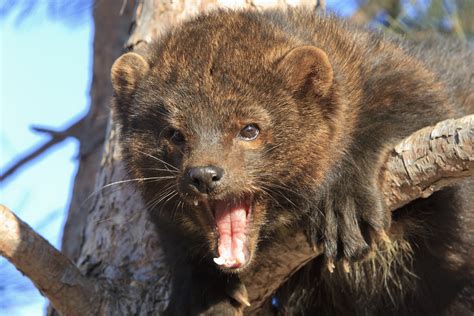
left=110, top=14, right=341, bottom=271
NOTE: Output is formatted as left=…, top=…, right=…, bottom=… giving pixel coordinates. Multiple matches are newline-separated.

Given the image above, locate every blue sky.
left=0, top=3, right=93, bottom=315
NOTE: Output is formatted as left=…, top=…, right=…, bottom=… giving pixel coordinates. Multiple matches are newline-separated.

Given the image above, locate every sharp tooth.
left=193, top=200, right=198, bottom=206
left=213, top=257, right=226, bottom=265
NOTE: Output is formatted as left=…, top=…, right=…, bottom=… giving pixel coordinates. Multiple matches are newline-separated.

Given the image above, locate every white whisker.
left=135, top=149, right=179, bottom=171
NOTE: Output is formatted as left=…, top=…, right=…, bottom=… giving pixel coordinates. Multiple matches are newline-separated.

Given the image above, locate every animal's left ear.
left=277, top=46, right=333, bottom=98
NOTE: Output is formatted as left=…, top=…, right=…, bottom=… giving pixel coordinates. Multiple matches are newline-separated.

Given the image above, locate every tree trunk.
left=60, top=0, right=135, bottom=263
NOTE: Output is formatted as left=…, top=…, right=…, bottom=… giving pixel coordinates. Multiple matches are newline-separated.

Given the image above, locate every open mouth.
left=208, top=196, right=253, bottom=269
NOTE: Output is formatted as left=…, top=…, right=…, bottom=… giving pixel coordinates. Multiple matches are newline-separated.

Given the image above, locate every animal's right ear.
left=111, top=52, right=149, bottom=99
left=277, top=46, right=333, bottom=98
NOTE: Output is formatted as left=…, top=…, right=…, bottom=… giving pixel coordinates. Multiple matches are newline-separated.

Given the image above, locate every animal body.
left=110, top=8, right=473, bottom=315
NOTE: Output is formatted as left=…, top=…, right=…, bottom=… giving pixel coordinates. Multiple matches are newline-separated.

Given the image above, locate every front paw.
left=311, top=181, right=391, bottom=272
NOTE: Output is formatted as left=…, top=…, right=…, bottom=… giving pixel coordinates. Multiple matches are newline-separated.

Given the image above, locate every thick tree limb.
left=0, top=113, right=471, bottom=314
left=0, top=204, right=103, bottom=316
left=382, top=115, right=473, bottom=209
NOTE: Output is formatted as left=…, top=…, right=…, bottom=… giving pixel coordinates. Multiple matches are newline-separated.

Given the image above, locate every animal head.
left=111, top=11, right=343, bottom=271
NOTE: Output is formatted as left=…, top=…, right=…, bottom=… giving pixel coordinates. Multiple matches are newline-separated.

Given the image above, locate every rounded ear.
left=277, top=46, right=333, bottom=97
left=111, top=52, right=149, bottom=99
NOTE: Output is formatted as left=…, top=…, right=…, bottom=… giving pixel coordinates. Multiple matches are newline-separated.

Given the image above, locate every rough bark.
left=60, top=0, right=135, bottom=262
left=0, top=205, right=102, bottom=316
left=383, top=115, right=473, bottom=209
left=1, top=115, right=471, bottom=315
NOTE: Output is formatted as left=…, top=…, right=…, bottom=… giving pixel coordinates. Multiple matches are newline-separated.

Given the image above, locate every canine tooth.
left=193, top=200, right=198, bottom=206
left=213, top=257, right=226, bottom=265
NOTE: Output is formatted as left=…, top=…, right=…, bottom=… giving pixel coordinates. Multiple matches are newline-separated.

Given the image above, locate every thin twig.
left=0, top=115, right=107, bottom=182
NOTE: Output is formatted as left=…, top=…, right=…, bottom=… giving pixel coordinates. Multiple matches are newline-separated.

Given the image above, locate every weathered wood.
left=382, top=115, right=474, bottom=210
left=61, top=0, right=135, bottom=263
left=0, top=205, right=103, bottom=316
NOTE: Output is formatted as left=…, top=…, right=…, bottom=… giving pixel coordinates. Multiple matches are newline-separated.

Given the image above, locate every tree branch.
left=0, top=204, right=103, bottom=316
left=0, top=115, right=107, bottom=183
left=0, top=115, right=472, bottom=315
left=0, top=118, right=84, bottom=182
left=382, top=115, right=473, bottom=209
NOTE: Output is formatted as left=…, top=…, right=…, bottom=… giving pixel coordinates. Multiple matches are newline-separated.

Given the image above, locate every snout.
left=184, top=165, right=225, bottom=195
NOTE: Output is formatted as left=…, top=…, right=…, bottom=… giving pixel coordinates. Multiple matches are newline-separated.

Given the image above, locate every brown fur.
left=111, top=8, right=473, bottom=315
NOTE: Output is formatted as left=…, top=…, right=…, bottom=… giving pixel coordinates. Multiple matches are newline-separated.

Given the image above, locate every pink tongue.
left=213, top=200, right=248, bottom=268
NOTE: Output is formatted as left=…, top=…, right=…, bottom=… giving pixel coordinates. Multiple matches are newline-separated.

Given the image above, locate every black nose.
left=187, top=166, right=224, bottom=194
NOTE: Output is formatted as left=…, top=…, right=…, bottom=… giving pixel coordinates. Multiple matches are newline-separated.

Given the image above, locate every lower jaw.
left=213, top=247, right=255, bottom=273
left=218, top=263, right=250, bottom=273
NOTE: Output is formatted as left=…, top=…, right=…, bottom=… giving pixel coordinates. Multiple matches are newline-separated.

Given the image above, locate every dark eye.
left=238, top=124, right=260, bottom=141
left=170, top=129, right=185, bottom=145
